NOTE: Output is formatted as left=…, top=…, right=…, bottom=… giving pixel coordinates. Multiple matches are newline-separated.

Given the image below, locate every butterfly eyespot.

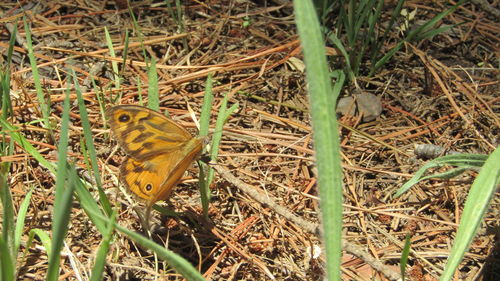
left=118, top=113, right=131, bottom=123
left=145, top=183, right=153, bottom=192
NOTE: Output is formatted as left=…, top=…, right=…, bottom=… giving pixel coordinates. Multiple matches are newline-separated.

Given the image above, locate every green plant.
left=294, top=1, right=345, bottom=280
left=316, top=0, right=467, bottom=81
left=395, top=150, right=500, bottom=281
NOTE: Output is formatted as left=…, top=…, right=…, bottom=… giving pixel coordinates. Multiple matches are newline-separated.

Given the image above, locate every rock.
left=356, top=92, right=382, bottom=122
left=336, top=92, right=382, bottom=122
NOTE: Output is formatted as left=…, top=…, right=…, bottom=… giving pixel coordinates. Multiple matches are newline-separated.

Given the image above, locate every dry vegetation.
left=1, top=0, right=498, bottom=280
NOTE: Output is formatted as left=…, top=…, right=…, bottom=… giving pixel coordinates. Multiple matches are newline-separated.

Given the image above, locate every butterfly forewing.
left=107, top=105, right=193, bottom=161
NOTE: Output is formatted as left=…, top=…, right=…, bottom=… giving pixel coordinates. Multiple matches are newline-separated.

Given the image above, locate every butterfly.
left=106, top=105, right=203, bottom=207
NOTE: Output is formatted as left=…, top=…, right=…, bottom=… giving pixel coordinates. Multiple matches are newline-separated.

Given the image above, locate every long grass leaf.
left=0, top=119, right=55, bottom=174
left=198, top=75, right=214, bottom=216
left=400, top=234, right=412, bottom=280
left=0, top=160, right=15, bottom=280
left=395, top=154, right=488, bottom=197
left=439, top=147, right=500, bottom=281
left=23, top=17, right=51, bottom=133
left=104, top=26, right=121, bottom=89
left=294, top=1, right=344, bottom=280
left=0, top=236, right=14, bottom=281
left=46, top=84, right=74, bottom=281
left=73, top=70, right=112, bottom=216
left=1, top=21, right=16, bottom=118
left=83, top=206, right=205, bottom=280
left=90, top=212, right=117, bottom=281
left=147, top=57, right=159, bottom=111
left=14, top=188, right=33, bottom=254
left=24, top=228, right=52, bottom=263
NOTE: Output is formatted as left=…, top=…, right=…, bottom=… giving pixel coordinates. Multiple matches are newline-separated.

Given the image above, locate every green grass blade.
left=23, top=17, right=51, bottom=133
left=119, top=29, right=130, bottom=76
left=84, top=207, right=206, bottom=281
left=1, top=21, right=16, bottom=118
left=395, top=154, right=488, bottom=197
left=24, top=228, right=52, bottom=262
left=14, top=188, right=33, bottom=255
left=90, top=212, right=117, bottom=281
left=326, top=33, right=355, bottom=81
left=73, top=70, right=112, bottom=216
left=118, top=227, right=205, bottom=281
left=440, top=146, right=500, bottom=281
left=104, top=26, right=121, bottom=89
left=414, top=24, right=460, bottom=41
left=46, top=85, right=74, bottom=281
left=0, top=236, right=14, bottom=281
left=198, top=75, right=214, bottom=216
left=294, top=1, right=344, bottom=280
left=371, top=0, right=466, bottom=76
left=47, top=167, right=77, bottom=281
left=0, top=161, right=15, bottom=280
left=207, top=94, right=237, bottom=187
left=198, top=75, right=214, bottom=139
left=72, top=176, right=108, bottom=233
left=200, top=93, right=238, bottom=217
left=0, top=118, right=56, bottom=174
left=20, top=228, right=51, bottom=280
left=147, top=57, right=159, bottom=111
left=400, top=234, right=412, bottom=280
left=127, top=5, right=148, bottom=66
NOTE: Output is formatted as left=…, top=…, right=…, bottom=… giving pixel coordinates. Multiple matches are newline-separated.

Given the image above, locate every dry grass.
left=1, top=1, right=498, bottom=280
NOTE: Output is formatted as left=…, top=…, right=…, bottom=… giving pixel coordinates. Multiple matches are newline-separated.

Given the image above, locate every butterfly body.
left=107, top=105, right=203, bottom=205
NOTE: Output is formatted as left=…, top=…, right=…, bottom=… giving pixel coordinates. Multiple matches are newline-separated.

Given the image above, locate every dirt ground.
left=1, top=1, right=498, bottom=280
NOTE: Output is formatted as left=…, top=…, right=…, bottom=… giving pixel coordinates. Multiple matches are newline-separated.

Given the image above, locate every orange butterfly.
left=107, top=105, right=203, bottom=206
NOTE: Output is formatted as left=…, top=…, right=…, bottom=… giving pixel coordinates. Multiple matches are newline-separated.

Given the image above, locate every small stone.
left=356, top=92, right=382, bottom=122
left=336, top=96, right=356, bottom=116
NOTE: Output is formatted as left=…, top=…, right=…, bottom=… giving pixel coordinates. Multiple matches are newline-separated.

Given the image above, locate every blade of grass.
left=394, top=154, right=488, bottom=197
left=46, top=84, right=74, bottom=281
left=206, top=94, right=237, bottom=187
left=198, top=75, right=214, bottom=216
left=83, top=206, right=206, bottom=281
left=0, top=161, right=15, bottom=281
left=1, top=20, right=16, bottom=119
left=147, top=57, right=159, bottom=111
left=90, top=211, right=117, bottom=281
left=439, top=147, right=500, bottom=281
left=0, top=118, right=55, bottom=174
left=104, top=26, right=121, bottom=89
left=127, top=5, right=149, bottom=66
left=0, top=236, right=14, bottom=281
left=23, top=17, right=52, bottom=135
left=370, top=0, right=467, bottom=75
left=73, top=70, right=112, bottom=216
left=119, top=29, right=130, bottom=76
left=294, top=1, right=344, bottom=281
left=400, top=234, right=412, bottom=281
left=199, top=92, right=238, bottom=217
left=198, top=75, right=214, bottom=139
left=24, top=228, right=52, bottom=263
left=14, top=188, right=33, bottom=255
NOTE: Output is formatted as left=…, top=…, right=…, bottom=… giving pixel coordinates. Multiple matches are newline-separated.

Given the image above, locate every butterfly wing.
left=106, top=105, right=193, bottom=161
left=120, top=137, right=203, bottom=205
left=107, top=105, right=204, bottom=205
